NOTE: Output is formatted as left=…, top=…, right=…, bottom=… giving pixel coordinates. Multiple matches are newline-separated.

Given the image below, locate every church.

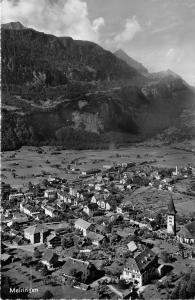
left=167, top=197, right=177, bottom=235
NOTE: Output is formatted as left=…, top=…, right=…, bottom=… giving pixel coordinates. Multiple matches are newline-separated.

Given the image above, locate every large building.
left=121, top=248, right=157, bottom=287
left=167, top=197, right=177, bottom=235
left=24, top=224, right=48, bottom=244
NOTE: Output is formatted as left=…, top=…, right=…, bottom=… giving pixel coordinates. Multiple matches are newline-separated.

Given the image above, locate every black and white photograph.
left=1, top=0, right=195, bottom=299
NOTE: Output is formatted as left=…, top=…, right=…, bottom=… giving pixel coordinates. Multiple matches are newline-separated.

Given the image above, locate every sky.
left=2, top=0, right=195, bottom=85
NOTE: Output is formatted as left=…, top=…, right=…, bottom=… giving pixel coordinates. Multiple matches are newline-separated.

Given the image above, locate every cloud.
left=92, top=17, right=105, bottom=33
left=1, top=0, right=105, bottom=42
left=105, top=16, right=141, bottom=49
left=166, top=48, right=181, bottom=64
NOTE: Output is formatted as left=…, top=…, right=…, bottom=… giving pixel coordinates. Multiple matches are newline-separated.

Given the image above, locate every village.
left=1, top=160, right=195, bottom=299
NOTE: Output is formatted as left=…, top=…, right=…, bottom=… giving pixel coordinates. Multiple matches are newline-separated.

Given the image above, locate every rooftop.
left=75, top=218, right=92, bottom=230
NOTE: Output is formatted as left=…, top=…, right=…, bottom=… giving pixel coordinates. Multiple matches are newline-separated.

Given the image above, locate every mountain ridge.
left=1, top=22, right=195, bottom=151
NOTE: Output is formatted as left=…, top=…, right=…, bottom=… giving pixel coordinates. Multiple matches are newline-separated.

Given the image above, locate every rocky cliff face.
left=1, top=23, right=195, bottom=150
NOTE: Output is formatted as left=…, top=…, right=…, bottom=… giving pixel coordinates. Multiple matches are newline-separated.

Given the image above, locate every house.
left=7, top=212, right=28, bottom=226
left=9, top=193, right=24, bottom=202
left=87, top=231, right=105, bottom=247
left=91, top=193, right=104, bottom=204
left=95, top=183, right=106, bottom=191
left=24, top=224, right=48, bottom=244
left=127, top=241, right=138, bottom=253
left=69, top=186, right=78, bottom=197
left=82, top=168, right=101, bottom=176
left=58, top=191, right=77, bottom=206
left=1, top=254, right=13, bottom=265
left=94, top=224, right=108, bottom=235
left=103, top=165, right=113, bottom=170
left=120, top=248, right=157, bottom=287
left=44, top=205, right=57, bottom=218
left=177, top=221, right=195, bottom=245
left=61, top=257, right=98, bottom=283
left=44, top=189, right=57, bottom=200
left=97, top=199, right=113, bottom=211
left=117, top=204, right=133, bottom=214
left=83, top=203, right=98, bottom=216
left=47, top=233, right=61, bottom=248
left=69, top=186, right=84, bottom=199
left=24, top=192, right=34, bottom=200
left=20, top=203, right=40, bottom=218
left=13, top=236, right=23, bottom=246
left=42, top=249, right=58, bottom=269
left=114, top=183, right=125, bottom=191
left=75, top=218, right=92, bottom=236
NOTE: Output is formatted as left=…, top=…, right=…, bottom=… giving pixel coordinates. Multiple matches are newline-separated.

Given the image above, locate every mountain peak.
left=115, top=49, right=127, bottom=56
left=114, top=49, right=148, bottom=74
left=1, top=21, right=26, bottom=30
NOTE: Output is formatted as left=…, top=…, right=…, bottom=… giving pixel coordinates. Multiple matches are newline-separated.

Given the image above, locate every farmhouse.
left=127, top=241, right=138, bottom=253
left=47, top=233, right=61, bottom=248
left=44, top=205, right=57, bottom=218
left=75, top=218, right=92, bottom=236
left=87, top=231, right=105, bottom=247
left=20, top=203, right=40, bottom=218
left=177, top=221, right=195, bottom=244
left=44, top=189, right=57, bottom=200
left=83, top=203, right=98, bottom=216
left=42, top=249, right=58, bottom=269
left=61, top=257, right=98, bottom=283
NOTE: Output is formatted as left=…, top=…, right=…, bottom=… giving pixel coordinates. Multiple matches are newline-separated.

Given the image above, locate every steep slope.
left=1, top=23, right=139, bottom=87
left=1, top=22, right=195, bottom=151
left=114, top=49, right=148, bottom=74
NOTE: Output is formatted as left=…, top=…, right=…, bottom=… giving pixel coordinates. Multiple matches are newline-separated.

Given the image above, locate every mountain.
left=1, top=21, right=26, bottom=30
left=1, top=22, right=195, bottom=151
left=1, top=23, right=139, bottom=86
left=114, top=49, right=148, bottom=74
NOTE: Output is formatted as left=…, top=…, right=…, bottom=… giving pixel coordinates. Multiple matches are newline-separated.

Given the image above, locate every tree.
left=178, top=243, right=185, bottom=258
left=118, top=279, right=129, bottom=290
left=171, top=270, right=195, bottom=299
left=34, top=248, right=42, bottom=258
left=33, top=184, right=41, bottom=197
left=97, top=285, right=111, bottom=299
left=28, top=181, right=33, bottom=192
left=42, top=179, right=49, bottom=187
left=41, top=267, right=49, bottom=277
left=160, top=251, right=170, bottom=263
left=69, top=268, right=83, bottom=282
left=155, top=213, right=164, bottom=226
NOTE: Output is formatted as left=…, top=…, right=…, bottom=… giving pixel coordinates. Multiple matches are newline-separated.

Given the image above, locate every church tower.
left=167, top=197, right=177, bottom=235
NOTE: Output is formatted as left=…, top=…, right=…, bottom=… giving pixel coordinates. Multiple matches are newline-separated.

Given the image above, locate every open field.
left=1, top=140, right=195, bottom=190
left=129, top=186, right=195, bottom=216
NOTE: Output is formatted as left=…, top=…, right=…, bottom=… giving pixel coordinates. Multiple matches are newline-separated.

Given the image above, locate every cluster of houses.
left=1, top=162, right=195, bottom=294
